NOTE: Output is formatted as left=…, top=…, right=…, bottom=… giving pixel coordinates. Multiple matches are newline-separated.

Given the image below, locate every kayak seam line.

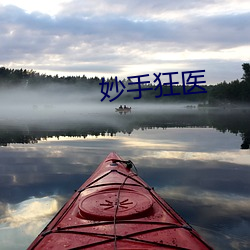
left=56, top=220, right=181, bottom=230
left=83, top=170, right=114, bottom=189
left=81, top=182, right=142, bottom=190
left=78, top=169, right=151, bottom=193
left=55, top=225, right=192, bottom=235
left=55, top=225, right=191, bottom=250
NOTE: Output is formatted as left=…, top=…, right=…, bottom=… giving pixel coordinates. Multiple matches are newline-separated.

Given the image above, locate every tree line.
left=0, top=67, right=103, bottom=90
left=207, top=63, right=250, bottom=105
left=0, top=64, right=249, bottom=104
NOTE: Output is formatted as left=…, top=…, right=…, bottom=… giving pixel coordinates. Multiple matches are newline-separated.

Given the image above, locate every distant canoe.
left=115, top=107, right=132, bottom=113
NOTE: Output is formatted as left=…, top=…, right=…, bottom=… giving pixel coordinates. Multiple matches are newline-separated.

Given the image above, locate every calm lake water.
left=0, top=104, right=250, bottom=249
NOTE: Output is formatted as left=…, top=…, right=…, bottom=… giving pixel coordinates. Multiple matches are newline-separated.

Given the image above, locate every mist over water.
left=0, top=84, right=250, bottom=149
left=0, top=85, right=109, bottom=121
left=0, top=84, right=200, bottom=126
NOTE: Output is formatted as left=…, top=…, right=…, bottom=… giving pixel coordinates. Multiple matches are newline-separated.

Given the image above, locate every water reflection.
left=0, top=196, right=62, bottom=250
left=0, top=110, right=250, bottom=249
left=0, top=108, right=250, bottom=149
left=1, top=196, right=59, bottom=228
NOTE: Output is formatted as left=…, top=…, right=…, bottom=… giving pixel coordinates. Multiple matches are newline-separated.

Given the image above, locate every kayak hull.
left=28, top=152, right=213, bottom=249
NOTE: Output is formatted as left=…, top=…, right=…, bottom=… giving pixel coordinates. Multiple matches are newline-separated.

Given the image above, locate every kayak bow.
left=28, top=152, right=213, bottom=249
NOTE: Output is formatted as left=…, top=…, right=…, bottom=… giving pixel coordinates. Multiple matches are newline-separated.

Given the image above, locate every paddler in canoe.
left=115, top=105, right=132, bottom=113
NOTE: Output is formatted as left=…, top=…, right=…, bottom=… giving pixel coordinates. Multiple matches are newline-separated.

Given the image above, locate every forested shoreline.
left=0, top=64, right=250, bottom=105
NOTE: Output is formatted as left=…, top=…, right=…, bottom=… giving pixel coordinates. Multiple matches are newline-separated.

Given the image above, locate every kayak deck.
left=28, top=152, right=213, bottom=249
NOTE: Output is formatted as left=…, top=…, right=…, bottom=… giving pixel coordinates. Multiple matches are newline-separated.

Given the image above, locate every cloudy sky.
left=0, top=0, right=250, bottom=84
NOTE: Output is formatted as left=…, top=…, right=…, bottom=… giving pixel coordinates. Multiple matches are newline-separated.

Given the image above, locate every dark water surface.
left=0, top=106, right=250, bottom=249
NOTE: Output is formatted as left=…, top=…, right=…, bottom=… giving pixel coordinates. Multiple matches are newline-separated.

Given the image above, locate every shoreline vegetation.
left=0, top=63, right=249, bottom=106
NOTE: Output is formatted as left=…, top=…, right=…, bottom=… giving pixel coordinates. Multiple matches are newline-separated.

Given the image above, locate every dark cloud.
left=1, top=4, right=249, bottom=48
left=186, top=13, right=250, bottom=49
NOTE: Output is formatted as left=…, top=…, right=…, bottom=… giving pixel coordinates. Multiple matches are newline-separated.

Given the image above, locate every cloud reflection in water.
left=0, top=127, right=249, bottom=249
left=0, top=196, right=61, bottom=250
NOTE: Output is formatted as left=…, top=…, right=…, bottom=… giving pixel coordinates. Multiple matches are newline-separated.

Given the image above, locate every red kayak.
left=28, top=152, right=213, bottom=249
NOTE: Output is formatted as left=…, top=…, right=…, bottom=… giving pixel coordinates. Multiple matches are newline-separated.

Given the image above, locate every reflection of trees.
left=0, top=109, right=250, bottom=149
left=0, top=131, right=38, bottom=146
left=201, top=109, right=250, bottom=149
left=241, top=133, right=250, bottom=149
